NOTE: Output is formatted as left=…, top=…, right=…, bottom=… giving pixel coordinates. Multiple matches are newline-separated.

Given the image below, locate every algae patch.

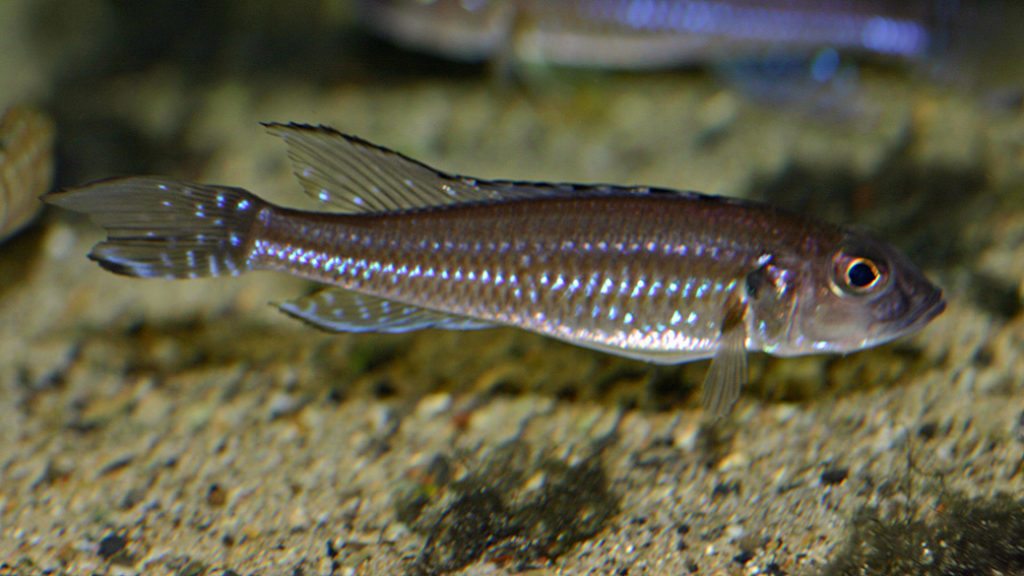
left=393, top=439, right=620, bottom=574
left=825, top=494, right=1024, bottom=575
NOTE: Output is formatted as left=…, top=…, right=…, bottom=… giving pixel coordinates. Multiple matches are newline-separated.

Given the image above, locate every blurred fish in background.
left=356, top=0, right=965, bottom=112
left=356, top=0, right=948, bottom=68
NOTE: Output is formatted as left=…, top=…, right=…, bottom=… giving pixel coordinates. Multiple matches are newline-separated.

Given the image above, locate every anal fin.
left=278, top=287, right=494, bottom=334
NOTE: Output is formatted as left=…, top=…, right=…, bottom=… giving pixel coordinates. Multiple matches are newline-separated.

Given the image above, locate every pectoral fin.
left=702, top=296, right=749, bottom=416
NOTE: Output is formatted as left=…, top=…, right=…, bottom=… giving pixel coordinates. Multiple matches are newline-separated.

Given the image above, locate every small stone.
left=206, top=483, right=228, bottom=508
left=415, top=392, right=452, bottom=419
left=820, top=467, right=849, bottom=486
left=97, top=533, right=127, bottom=559
left=289, top=506, right=311, bottom=531
left=267, top=392, right=303, bottom=420
left=672, top=421, right=701, bottom=452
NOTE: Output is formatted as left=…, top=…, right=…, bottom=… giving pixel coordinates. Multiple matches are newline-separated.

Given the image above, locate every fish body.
left=45, top=124, right=945, bottom=413
left=358, top=0, right=941, bottom=68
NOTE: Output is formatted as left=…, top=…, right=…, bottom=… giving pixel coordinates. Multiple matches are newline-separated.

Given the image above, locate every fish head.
left=791, top=229, right=945, bottom=354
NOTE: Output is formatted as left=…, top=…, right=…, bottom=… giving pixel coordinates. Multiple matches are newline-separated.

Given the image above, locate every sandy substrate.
left=2, top=2, right=1024, bottom=575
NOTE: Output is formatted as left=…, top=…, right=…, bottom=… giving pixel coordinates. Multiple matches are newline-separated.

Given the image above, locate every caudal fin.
left=44, top=177, right=264, bottom=279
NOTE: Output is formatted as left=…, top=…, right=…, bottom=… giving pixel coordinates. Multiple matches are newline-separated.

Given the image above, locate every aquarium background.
left=1, top=1, right=1023, bottom=574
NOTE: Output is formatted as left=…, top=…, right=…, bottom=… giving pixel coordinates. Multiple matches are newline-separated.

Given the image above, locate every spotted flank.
left=45, top=123, right=945, bottom=415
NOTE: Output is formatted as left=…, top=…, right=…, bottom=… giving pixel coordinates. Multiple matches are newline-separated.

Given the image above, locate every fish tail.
left=44, top=177, right=264, bottom=279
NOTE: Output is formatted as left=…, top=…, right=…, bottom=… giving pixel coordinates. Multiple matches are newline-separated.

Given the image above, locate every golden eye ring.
left=844, top=257, right=881, bottom=292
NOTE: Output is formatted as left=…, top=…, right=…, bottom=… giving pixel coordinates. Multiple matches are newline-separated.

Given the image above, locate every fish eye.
left=831, top=252, right=887, bottom=296
left=846, top=258, right=880, bottom=290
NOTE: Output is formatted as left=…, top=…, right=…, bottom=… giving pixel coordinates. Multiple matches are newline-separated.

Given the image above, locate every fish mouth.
left=896, top=286, right=946, bottom=334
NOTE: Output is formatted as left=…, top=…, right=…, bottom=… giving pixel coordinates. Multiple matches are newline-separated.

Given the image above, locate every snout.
left=897, top=285, right=945, bottom=333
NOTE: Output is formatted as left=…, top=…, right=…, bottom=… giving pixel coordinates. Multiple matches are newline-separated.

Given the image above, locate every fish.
left=43, top=123, right=945, bottom=414
left=1, top=105, right=56, bottom=243
left=358, top=0, right=941, bottom=69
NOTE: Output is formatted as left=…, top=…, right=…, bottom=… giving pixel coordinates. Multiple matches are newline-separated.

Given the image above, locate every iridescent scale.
left=249, top=191, right=831, bottom=363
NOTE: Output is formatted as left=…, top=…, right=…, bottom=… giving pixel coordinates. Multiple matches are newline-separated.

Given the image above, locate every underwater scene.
left=1, top=1, right=1023, bottom=574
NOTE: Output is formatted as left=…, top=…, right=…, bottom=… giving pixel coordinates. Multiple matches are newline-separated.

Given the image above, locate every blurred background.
left=2, top=1, right=1024, bottom=574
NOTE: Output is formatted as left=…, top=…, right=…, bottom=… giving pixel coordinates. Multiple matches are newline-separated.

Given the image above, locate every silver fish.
left=358, top=0, right=939, bottom=69
left=44, top=123, right=945, bottom=414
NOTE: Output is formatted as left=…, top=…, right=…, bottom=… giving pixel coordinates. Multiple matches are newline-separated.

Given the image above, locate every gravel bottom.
left=2, top=2, right=1024, bottom=575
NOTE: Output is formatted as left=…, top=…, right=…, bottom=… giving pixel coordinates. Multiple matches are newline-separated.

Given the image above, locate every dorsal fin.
left=278, top=287, right=493, bottom=334
left=264, top=123, right=520, bottom=213
left=263, top=123, right=724, bottom=214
